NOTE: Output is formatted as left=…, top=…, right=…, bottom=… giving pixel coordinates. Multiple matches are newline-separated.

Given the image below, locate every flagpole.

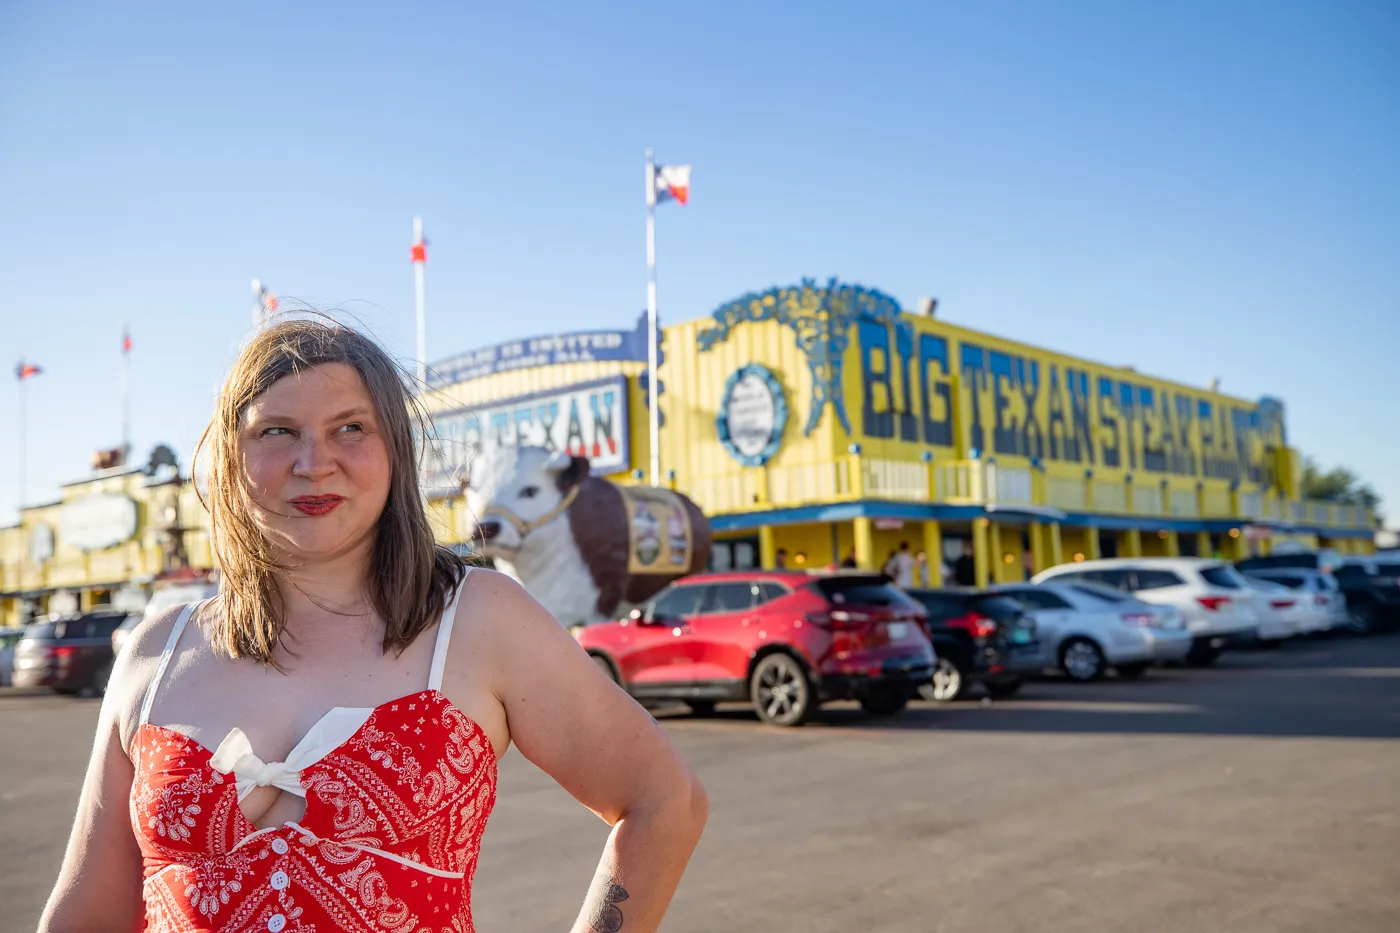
left=645, top=150, right=661, bottom=487
left=120, top=326, right=131, bottom=461
left=413, top=217, right=427, bottom=387
left=17, top=371, right=26, bottom=513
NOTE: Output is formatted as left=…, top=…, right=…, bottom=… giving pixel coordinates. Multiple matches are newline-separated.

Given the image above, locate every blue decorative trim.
left=716, top=364, right=788, bottom=467
left=704, top=499, right=1377, bottom=538
left=697, top=278, right=903, bottom=437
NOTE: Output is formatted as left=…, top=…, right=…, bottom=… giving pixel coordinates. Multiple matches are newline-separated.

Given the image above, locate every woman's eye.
left=260, top=426, right=292, bottom=437
left=338, top=423, right=364, bottom=434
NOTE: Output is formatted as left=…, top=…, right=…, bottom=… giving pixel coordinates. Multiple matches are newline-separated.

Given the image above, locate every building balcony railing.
left=687, top=456, right=1376, bottom=531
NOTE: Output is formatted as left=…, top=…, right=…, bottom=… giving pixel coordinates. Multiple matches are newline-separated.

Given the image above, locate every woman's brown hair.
left=195, top=317, right=465, bottom=665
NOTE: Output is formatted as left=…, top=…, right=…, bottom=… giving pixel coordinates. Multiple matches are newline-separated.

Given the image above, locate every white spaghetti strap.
left=138, top=600, right=204, bottom=726
left=427, top=570, right=471, bottom=692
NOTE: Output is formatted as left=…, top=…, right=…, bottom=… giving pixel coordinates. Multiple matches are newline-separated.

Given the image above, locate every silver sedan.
left=993, top=581, right=1193, bottom=681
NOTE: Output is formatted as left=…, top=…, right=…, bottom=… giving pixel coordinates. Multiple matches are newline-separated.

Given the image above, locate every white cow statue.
left=464, top=446, right=712, bottom=626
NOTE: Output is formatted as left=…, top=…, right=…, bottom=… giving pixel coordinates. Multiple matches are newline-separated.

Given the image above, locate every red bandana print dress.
left=128, top=581, right=497, bottom=932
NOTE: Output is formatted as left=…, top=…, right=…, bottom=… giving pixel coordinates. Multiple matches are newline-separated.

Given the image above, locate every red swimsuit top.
left=128, top=573, right=498, bottom=933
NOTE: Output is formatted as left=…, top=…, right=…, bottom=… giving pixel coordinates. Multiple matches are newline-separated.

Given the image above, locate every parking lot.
left=3, top=632, right=1399, bottom=933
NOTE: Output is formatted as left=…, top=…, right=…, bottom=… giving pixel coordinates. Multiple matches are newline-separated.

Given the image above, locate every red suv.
left=576, top=571, right=934, bottom=727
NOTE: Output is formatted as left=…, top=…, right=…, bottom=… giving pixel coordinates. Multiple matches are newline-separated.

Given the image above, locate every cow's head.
left=465, top=445, right=591, bottom=555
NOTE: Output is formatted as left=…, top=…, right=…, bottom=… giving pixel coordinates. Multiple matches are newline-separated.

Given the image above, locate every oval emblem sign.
left=717, top=364, right=788, bottom=467
left=59, top=493, right=138, bottom=552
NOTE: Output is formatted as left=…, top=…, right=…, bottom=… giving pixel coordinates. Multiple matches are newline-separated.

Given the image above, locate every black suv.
left=904, top=589, right=1041, bottom=701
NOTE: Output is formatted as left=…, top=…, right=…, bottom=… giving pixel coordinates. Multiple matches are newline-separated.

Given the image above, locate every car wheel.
left=1186, top=641, right=1221, bottom=666
left=1116, top=662, right=1151, bottom=679
left=983, top=677, right=1024, bottom=700
left=749, top=653, right=813, bottom=727
left=590, top=653, right=620, bottom=684
left=919, top=657, right=966, bottom=702
left=1347, top=602, right=1378, bottom=635
left=1061, top=638, right=1106, bottom=682
left=859, top=686, right=908, bottom=717
left=686, top=700, right=717, bottom=717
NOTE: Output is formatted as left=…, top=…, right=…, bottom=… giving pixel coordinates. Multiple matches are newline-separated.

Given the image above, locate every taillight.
left=1197, top=596, right=1231, bottom=611
left=806, top=611, right=863, bottom=631
left=1269, top=599, right=1295, bottom=609
left=969, top=614, right=997, bottom=639
left=49, top=645, right=78, bottom=659
left=1120, top=612, right=1155, bottom=627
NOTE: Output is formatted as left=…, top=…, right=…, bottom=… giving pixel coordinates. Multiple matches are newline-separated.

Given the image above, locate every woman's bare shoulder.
left=109, top=603, right=197, bottom=754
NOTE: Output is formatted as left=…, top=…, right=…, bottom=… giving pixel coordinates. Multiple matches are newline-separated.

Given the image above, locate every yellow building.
left=0, top=450, right=215, bottom=628
left=423, top=281, right=1375, bottom=582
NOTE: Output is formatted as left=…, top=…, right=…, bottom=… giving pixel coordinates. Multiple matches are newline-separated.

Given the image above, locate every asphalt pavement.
left=3, top=633, right=1399, bottom=932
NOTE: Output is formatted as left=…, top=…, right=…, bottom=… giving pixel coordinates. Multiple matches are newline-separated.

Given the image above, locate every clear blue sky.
left=1, top=0, right=1396, bottom=526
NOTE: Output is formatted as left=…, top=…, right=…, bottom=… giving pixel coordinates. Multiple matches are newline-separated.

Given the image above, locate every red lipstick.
left=288, top=495, right=345, bottom=516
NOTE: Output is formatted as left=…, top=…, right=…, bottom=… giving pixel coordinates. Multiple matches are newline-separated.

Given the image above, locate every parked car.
left=1240, top=568, right=1345, bottom=635
left=1236, top=548, right=1345, bottom=575
left=112, top=580, right=221, bottom=656
left=11, top=610, right=130, bottom=695
left=0, top=626, right=27, bottom=687
left=903, top=589, right=1041, bottom=700
left=1331, top=558, right=1400, bottom=634
left=1239, top=576, right=1307, bottom=644
left=990, top=581, right=1192, bottom=680
left=576, top=571, right=935, bottom=727
left=1032, top=558, right=1261, bottom=666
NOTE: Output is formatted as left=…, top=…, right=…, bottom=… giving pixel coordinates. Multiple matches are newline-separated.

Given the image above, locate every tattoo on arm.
left=586, top=876, right=630, bottom=933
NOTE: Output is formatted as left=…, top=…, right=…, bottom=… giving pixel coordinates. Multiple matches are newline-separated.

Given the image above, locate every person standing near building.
left=774, top=548, right=788, bottom=569
left=890, top=541, right=916, bottom=588
left=953, top=539, right=977, bottom=587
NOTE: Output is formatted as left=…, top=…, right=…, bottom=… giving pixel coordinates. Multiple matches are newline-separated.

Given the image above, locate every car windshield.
left=1199, top=565, right=1245, bottom=589
left=23, top=621, right=58, bottom=639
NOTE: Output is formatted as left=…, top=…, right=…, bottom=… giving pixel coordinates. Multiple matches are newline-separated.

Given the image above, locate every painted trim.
left=707, top=499, right=1376, bottom=539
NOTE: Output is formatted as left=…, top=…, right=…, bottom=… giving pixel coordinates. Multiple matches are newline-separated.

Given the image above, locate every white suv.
left=1032, top=558, right=1261, bottom=666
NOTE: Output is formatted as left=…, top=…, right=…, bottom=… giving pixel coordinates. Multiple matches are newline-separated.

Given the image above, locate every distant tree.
left=1301, top=457, right=1383, bottom=524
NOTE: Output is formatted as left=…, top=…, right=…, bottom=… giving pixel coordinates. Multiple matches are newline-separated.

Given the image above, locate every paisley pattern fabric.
left=128, top=580, right=498, bottom=932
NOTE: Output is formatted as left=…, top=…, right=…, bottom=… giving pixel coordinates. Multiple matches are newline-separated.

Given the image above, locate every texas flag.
left=15, top=361, right=41, bottom=381
left=654, top=164, right=692, bottom=205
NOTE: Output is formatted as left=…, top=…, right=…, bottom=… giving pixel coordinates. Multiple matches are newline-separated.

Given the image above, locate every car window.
left=1334, top=565, right=1370, bottom=582
left=1198, top=565, right=1244, bottom=589
left=755, top=582, right=789, bottom=605
left=1042, top=570, right=1083, bottom=584
left=1252, top=572, right=1304, bottom=589
left=1374, top=562, right=1400, bottom=577
left=811, top=576, right=921, bottom=610
left=1083, top=568, right=1134, bottom=591
left=1237, top=554, right=1317, bottom=571
left=908, top=591, right=971, bottom=623
left=707, top=582, right=756, bottom=614
left=648, top=585, right=709, bottom=621
left=23, top=621, right=58, bottom=640
left=1134, top=569, right=1184, bottom=590
left=1003, top=589, right=1070, bottom=609
left=972, top=595, right=1027, bottom=623
left=1066, top=582, right=1131, bottom=603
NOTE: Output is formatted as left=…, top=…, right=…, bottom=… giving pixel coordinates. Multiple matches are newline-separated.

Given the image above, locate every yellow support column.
left=1164, top=530, right=1181, bottom=557
left=1124, top=528, right=1143, bottom=558
left=973, top=518, right=991, bottom=588
left=988, top=521, right=1006, bottom=583
left=853, top=517, right=875, bottom=570
left=1049, top=522, right=1064, bottom=568
left=921, top=520, right=943, bottom=588
left=1029, top=522, right=1047, bottom=575
left=759, top=525, right=777, bottom=569
left=1087, top=526, right=1103, bottom=561
left=1197, top=531, right=1212, bottom=558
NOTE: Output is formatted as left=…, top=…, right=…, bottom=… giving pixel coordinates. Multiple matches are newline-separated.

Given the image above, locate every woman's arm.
left=471, top=571, right=708, bottom=933
left=38, top=608, right=178, bottom=933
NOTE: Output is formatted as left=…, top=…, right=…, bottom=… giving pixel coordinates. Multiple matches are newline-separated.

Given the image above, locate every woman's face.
left=239, top=362, right=392, bottom=564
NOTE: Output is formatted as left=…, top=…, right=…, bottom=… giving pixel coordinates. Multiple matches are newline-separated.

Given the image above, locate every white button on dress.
left=270, top=838, right=289, bottom=855
left=267, top=913, right=286, bottom=932
left=270, top=870, right=289, bottom=891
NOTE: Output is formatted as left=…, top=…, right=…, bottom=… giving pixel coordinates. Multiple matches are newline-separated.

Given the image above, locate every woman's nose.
left=293, top=438, right=336, bottom=480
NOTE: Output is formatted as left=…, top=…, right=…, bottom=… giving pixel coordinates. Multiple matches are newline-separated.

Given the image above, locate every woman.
left=39, top=320, right=708, bottom=933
